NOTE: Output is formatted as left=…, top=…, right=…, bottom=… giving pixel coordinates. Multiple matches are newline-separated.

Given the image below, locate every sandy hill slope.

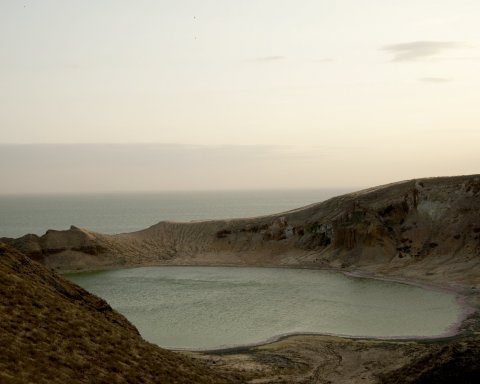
left=0, top=243, right=237, bottom=384
left=3, top=174, right=480, bottom=287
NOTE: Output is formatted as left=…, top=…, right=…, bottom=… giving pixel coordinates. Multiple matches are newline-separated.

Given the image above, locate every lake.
left=66, top=266, right=462, bottom=350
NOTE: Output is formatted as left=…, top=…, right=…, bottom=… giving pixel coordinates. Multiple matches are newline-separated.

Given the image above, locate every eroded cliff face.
left=3, top=175, right=480, bottom=286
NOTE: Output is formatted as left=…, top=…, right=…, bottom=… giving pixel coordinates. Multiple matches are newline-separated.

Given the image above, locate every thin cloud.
left=419, top=77, right=451, bottom=83
left=382, top=41, right=465, bottom=61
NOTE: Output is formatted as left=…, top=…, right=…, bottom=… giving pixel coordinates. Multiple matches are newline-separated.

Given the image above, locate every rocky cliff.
left=3, top=175, right=480, bottom=287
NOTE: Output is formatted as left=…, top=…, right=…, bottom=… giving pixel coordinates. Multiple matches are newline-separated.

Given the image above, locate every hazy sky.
left=1, top=1, right=479, bottom=193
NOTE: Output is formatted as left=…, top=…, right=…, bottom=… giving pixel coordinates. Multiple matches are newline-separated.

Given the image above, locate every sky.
left=1, top=0, right=479, bottom=193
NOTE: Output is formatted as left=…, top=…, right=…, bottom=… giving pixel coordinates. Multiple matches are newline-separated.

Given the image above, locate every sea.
left=0, top=189, right=353, bottom=238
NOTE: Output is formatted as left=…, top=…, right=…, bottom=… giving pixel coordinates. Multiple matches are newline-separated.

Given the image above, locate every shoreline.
left=62, top=262, right=479, bottom=354
left=173, top=326, right=475, bottom=355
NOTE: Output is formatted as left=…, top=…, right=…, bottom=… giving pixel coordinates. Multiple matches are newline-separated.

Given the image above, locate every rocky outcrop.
left=379, top=338, right=480, bottom=384
left=2, top=226, right=117, bottom=270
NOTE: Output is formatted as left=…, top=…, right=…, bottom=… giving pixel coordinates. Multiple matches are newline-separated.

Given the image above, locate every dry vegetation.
left=0, top=243, right=241, bottom=384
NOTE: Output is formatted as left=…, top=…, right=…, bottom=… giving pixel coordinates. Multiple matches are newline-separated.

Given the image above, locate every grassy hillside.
left=0, top=242, right=238, bottom=384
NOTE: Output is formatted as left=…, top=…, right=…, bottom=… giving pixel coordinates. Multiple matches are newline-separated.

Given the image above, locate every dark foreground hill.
left=0, top=243, right=237, bottom=384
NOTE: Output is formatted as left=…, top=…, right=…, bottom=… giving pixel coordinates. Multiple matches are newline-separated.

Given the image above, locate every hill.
left=3, top=175, right=480, bottom=288
left=0, top=243, right=237, bottom=384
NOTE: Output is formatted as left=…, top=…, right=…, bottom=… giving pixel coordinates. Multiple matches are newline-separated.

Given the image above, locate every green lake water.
left=66, top=266, right=461, bottom=350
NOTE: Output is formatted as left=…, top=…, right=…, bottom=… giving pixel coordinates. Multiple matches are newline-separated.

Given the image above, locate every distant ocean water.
left=0, top=189, right=353, bottom=238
